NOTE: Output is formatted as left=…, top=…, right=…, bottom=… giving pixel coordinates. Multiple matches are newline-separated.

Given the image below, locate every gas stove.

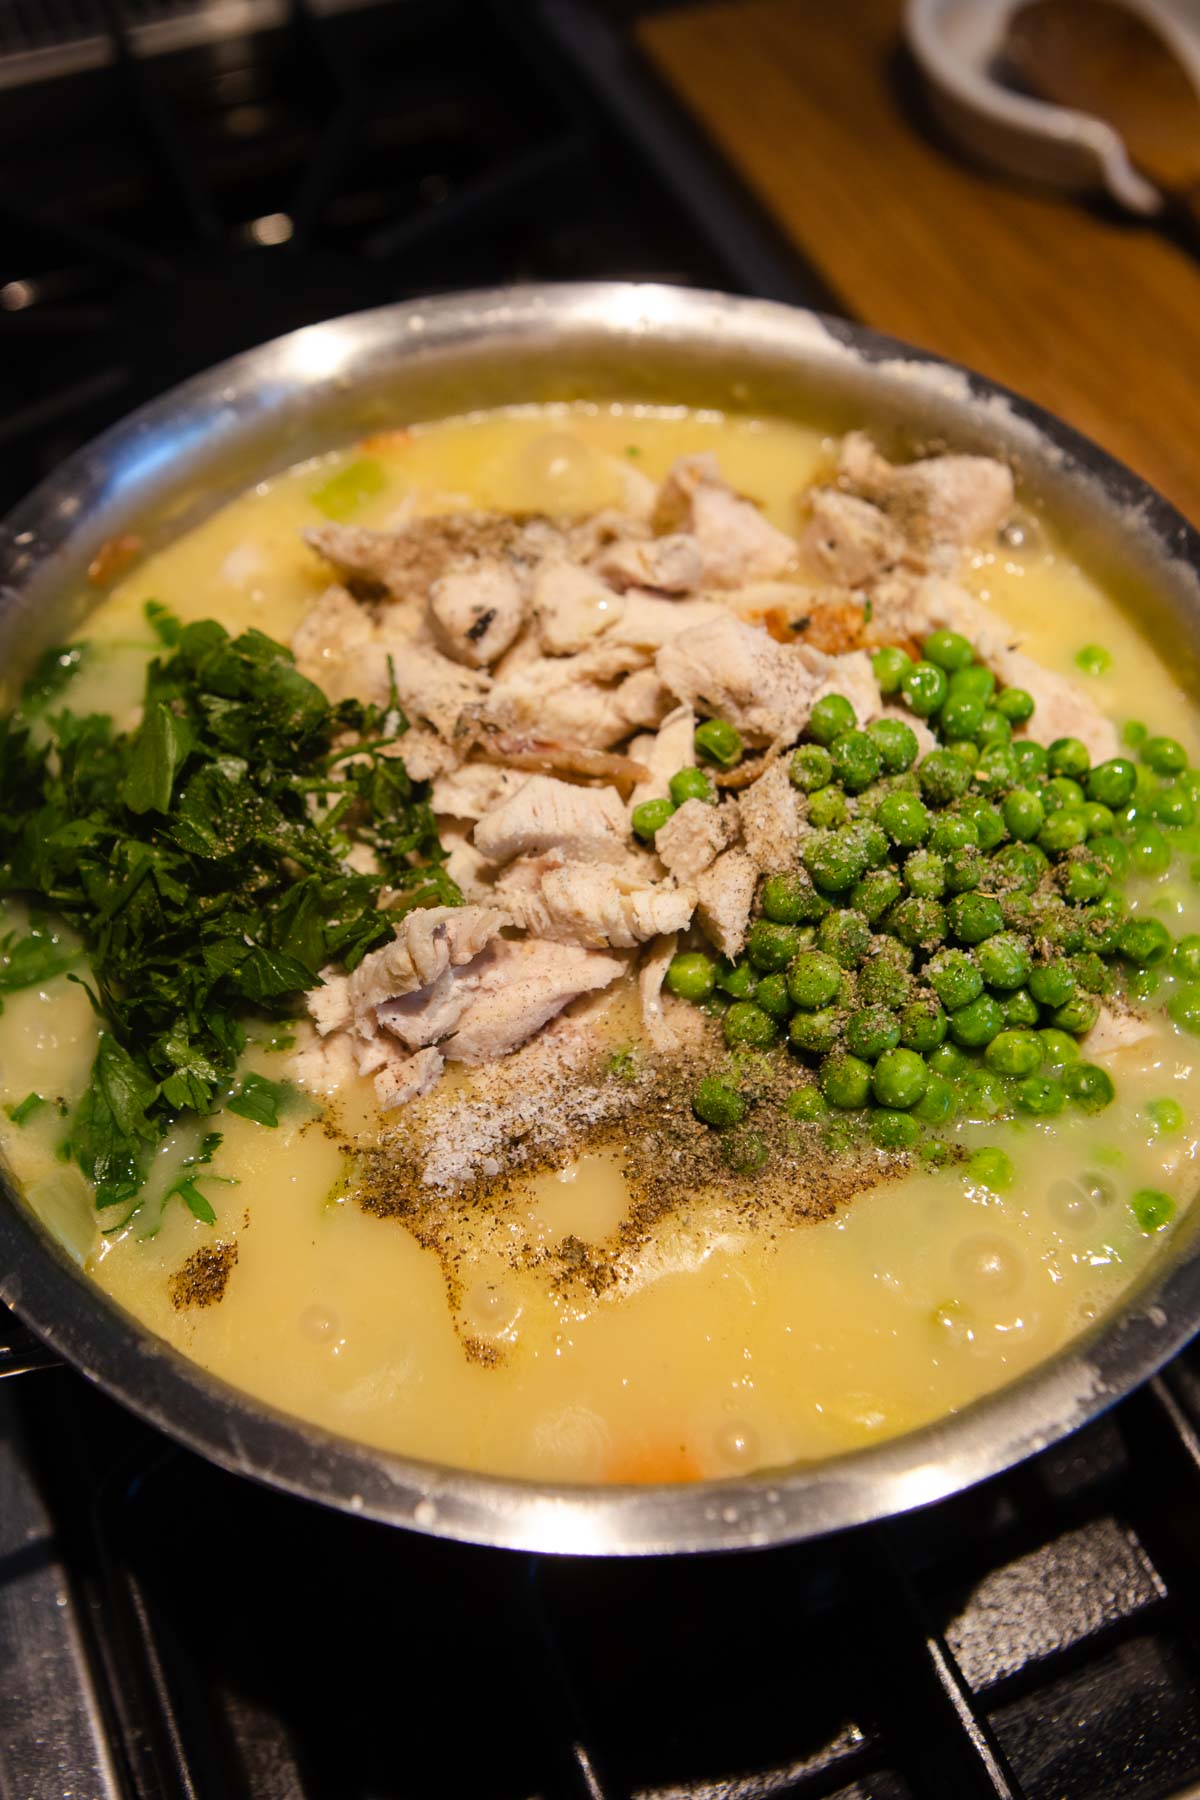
left=4, top=4, right=1200, bottom=1796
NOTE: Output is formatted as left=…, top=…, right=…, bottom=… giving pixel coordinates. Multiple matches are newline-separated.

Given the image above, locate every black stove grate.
left=0, top=0, right=828, bottom=517
left=11, top=1346, right=1200, bottom=1800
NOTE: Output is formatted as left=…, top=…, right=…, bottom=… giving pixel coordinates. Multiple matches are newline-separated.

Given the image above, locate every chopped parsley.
left=0, top=606, right=458, bottom=1218
left=227, top=1072, right=293, bottom=1128
left=5, top=1092, right=47, bottom=1126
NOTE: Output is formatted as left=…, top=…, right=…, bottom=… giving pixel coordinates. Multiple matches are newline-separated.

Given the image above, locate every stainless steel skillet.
left=2, top=282, right=1199, bottom=1556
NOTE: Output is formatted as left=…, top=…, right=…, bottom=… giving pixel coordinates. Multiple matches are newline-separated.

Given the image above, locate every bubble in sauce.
left=299, top=1304, right=339, bottom=1343
left=714, top=1420, right=760, bottom=1467
left=464, top=1279, right=522, bottom=1339
left=518, top=432, right=612, bottom=513
left=951, top=1234, right=1024, bottom=1300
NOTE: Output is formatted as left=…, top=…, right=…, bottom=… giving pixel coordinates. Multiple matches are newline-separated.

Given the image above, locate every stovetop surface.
left=4, top=4, right=1200, bottom=1797
left=10, top=1347, right=1200, bottom=1800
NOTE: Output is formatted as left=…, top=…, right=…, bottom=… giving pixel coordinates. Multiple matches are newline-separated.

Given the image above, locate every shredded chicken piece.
left=473, top=774, right=629, bottom=864
left=305, top=512, right=561, bottom=601
left=500, top=862, right=695, bottom=949
left=429, top=560, right=525, bottom=668
left=656, top=614, right=827, bottom=745
left=375, top=1046, right=445, bottom=1111
left=1082, top=1006, right=1156, bottom=1058
left=799, top=489, right=912, bottom=587
left=737, top=762, right=803, bottom=871
left=639, top=934, right=708, bottom=1054
left=532, top=559, right=626, bottom=652
left=431, top=764, right=527, bottom=820
left=655, top=798, right=739, bottom=882
left=628, top=704, right=697, bottom=810
left=839, top=433, right=1014, bottom=550
left=653, top=453, right=797, bottom=587
left=694, top=849, right=757, bottom=958
left=438, top=939, right=628, bottom=1064
left=592, top=533, right=704, bottom=595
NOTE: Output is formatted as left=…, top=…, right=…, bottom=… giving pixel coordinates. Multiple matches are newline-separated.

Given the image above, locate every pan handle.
left=0, top=1305, right=60, bottom=1378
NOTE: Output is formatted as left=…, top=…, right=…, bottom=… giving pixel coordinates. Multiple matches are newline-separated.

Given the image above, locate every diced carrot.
left=607, top=1444, right=702, bottom=1485
left=358, top=429, right=412, bottom=454
left=87, top=532, right=143, bottom=587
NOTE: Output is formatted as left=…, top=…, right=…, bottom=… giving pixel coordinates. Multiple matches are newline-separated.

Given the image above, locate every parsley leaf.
left=5, top=1092, right=46, bottom=1125
left=227, top=1072, right=293, bottom=1128
left=1, top=619, right=457, bottom=1220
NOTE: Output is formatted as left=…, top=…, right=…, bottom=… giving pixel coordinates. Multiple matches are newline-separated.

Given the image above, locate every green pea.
left=977, top=931, right=1032, bottom=990
left=1080, top=801, right=1115, bottom=838
left=995, top=686, right=1035, bottom=724
left=975, top=710, right=1012, bottom=751
left=872, top=1047, right=928, bottom=1109
left=853, top=819, right=890, bottom=868
left=631, top=797, right=675, bottom=841
left=859, top=956, right=913, bottom=1008
left=871, top=1108, right=921, bottom=1150
left=1128, top=826, right=1171, bottom=879
left=877, top=791, right=931, bottom=848
left=921, top=629, right=974, bottom=672
left=899, top=995, right=947, bottom=1052
left=1123, top=720, right=1148, bottom=748
left=817, top=908, right=873, bottom=969
left=723, top=1130, right=770, bottom=1175
left=1002, top=893, right=1035, bottom=932
left=1003, top=987, right=1040, bottom=1027
left=694, top=717, right=743, bottom=769
left=809, top=693, right=857, bottom=746
left=1072, top=950, right=1110, bottom=995
left=872, top=645, right=913, bottom=695
left=788, top=1007, right=842, bottom=1055
left=913, top=1073, right=955, bottom=1125
left=1013, top=740, right=1049, bottom=782
left=888, top=895, right=948, bottom=952
left=948, top=665, right=996, bottom=703
left=831, top=728, right=883, bottom=792
left=1029, top=961, right=1076, bottom=1008
left=949, top=740, right=981, bottom=770
left=929, top=1041, right=972, bottom=1079
left=849, top=869, right=904, bottom=921
left=846, top=1006, right=902, bottom=1061
left=1048, top=737, right=1091, bottom=779
left=957, top=1070, right=1012, bottom=1119
left=692, top=1077, right=746, bottom=1129
left=948, top=891, right=1004, bottom=944
left=939, top=693, right=987, bottom=742
left=1082, top=896, right=1125, bottom=955
left=1168, top=984, right=1200, bottom=1036
left=723, top=1001, right=780, bottom=1050
left=1042, top=776, right=1086, bottom=813
left=716, top=959, right=758, bottom=999
left=1131, top=1188, right=1175, bottom=1232
left=1038, top=810, right=1088, bottom=854
left=784, top=1086, right=828, bottom=1122
left=968, top=1146, right=1014, bottom=1191
left=754, top=973, right=793, bottom=1019
left=804, top=830, right=868, bottom=893
left=746, top=919, right=807, bottom=972
left=874, top=936, right=914, bottom=971
left=665, top=952, right=716, bottom=1003
left=789, top=744, right=833, bottom=792
left=1142, top=735, right=1188, bottom=776
left=973, top=746, right=1020, bottom=798
left=761, top=871, right=824, bottom=925
left=901, top=660, right=950, bottom=718
left=1003, top=787, right=1045, bottom=842
left=786, top=949, right=842, bottom=1010
left=867, top=717, right=919, bottom=774
left=1074, top=644, right=1112, bottom=677
left=1058, top=858, right=1109, bottom=905
left=1038, top=1027, right=1081, bottom=1071
left=823, top=1117, right=860, bottom=1155
left=927, top=948, right=983, bottom=1011
left=949, top=993, right=1006, bottom=1047
left=1172, top=935, right=1200, bottom=981
left=1051, top=992, right=1101, bottom=1034
left=669, top=766, right=716, bottom=807
left=1146, top=1097, right=1186, bottom=1134
left=1014, top=1074, right=1066, bottom=1116
left=1089, top=834, right=1130, bottom=881
left=808, top=786, right=849, bottom=830
left=820, top=1053, right=872, bottom=1109
left=929, top=815, right=979, bottom=853
left=903, top=849, right=947, bottom=899
left=1116, top=917, right=1171, bottom=966
left=919, top=748, right=973, bottom=807
left=1153, top=784, right=1195, bottom=828
left=985, top=1028, right=1043, bottom=1077
left=943, top=846, right=985, bottom=894
left=1063, top=1062, right=1115, bottom=1112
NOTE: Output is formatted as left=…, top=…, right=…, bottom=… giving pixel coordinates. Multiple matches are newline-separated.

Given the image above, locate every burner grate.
left=9, top=1351, right=1200, bottom=1799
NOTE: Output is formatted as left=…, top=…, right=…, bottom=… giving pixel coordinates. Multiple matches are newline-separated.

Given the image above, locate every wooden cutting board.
left=637, top=0, right=1200, bottom=525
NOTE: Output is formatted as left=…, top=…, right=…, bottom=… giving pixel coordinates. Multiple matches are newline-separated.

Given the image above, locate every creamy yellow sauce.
left=2, top=402, right=1198, bottom=1485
